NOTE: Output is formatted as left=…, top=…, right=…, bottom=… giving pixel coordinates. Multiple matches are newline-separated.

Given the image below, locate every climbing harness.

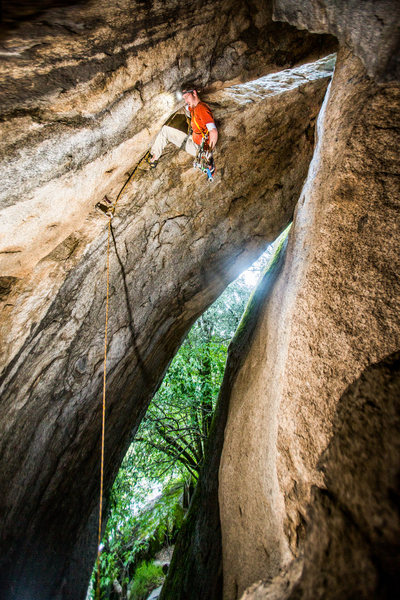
left=192, top=112, right=216, bottom=182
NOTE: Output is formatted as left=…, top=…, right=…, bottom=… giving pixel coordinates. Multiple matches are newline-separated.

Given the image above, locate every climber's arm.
left=207, top=123, right=218, bottom=149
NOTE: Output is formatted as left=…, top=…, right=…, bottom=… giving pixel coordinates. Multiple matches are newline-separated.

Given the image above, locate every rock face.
left=0, top=1, right=335, bottom=597
left=290, top=351, right=400, bottom=599
left=219, top=45, right=400, bottom=600
left=241, top=353, right=400, bottom=600
left=0, top=64, right=330, bottom=599
left=273, top=0, right=400, bottom=82
left=0, top=0, right=334, bottom=278
left=3, top=1, right=398, bottom=600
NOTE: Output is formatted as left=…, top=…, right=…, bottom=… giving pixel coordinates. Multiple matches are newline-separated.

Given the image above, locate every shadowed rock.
left=241, top=352, right=400, bottom=600
left=273, top=0, right=400, bottom=82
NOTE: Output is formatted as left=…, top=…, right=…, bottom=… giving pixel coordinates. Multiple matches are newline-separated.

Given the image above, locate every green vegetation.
left=130, top=562, right=164, bottom=600
left=89, top=244, right=279, bottom=600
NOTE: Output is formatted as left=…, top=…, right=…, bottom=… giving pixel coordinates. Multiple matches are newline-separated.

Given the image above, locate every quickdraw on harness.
left=191, top=113, right=215, bottom=183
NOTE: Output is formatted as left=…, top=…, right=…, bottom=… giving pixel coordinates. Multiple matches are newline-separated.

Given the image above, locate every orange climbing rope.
left=95, top=149, right=149, bottom=598
left=95, top=108, right=182, bottom=596
left=94, top=151, right=149, bottom=596
left=96, top=219, right=110, bottom=599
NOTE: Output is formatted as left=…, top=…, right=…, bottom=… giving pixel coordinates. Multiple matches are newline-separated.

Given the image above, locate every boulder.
left=147, top=585, right=163, bottom=600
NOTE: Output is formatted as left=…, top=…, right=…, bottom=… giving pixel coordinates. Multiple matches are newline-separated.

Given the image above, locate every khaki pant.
left=151, top=125, right=199, bottom=160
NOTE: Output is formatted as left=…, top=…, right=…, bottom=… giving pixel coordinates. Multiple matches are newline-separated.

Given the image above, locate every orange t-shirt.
left=190, top=102, right=215, bottom=145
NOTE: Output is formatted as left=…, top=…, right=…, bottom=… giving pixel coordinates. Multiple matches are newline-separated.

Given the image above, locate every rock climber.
left=148, top=85, right=218, bottom=170
left=96, top=86, right=218, bottom=217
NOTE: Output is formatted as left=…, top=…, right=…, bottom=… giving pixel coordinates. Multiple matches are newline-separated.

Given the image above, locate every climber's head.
left=180, top=83, right=200, bottom=108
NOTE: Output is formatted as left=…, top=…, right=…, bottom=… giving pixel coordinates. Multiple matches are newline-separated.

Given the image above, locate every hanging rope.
left=94, top=147, right=148, bottom=597
left=94, top=107, right=182, bottom=597
left=96, top=219, right=110, bottom=600
left=94, top=147, right=151, bottom=596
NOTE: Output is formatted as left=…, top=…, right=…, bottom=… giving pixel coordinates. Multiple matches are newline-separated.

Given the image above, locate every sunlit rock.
left=0, top=0, right=335, bottom=278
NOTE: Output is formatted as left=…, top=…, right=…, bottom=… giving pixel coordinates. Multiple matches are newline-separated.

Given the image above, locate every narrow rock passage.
left=2, top=2, right=397, bottom=600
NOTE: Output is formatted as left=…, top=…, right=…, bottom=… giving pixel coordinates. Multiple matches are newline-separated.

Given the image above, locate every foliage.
left=88, top=248, right=273, bottom=599
left=133, top=276, right=252, bottom=481
left=89, top=479, right=184, bottom=599
left=129, top=561, right=164, bottom=600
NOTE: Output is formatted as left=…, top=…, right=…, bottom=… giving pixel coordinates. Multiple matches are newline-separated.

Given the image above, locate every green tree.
left=133, top=275, right=251, bottom=485
left=90, top=255, right=269, bottom=599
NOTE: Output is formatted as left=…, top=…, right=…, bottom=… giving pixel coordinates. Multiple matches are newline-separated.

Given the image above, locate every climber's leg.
left=150, top=125, right=188, bottom=160
left=184, top=136, right=199, bottom=157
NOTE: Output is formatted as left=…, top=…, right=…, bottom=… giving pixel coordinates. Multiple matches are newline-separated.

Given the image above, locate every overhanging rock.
left=0, top=0, right=335, bottom=277
left=273, top=0, right=400, bottom=82
left=0, top=55, right=333, bottom=599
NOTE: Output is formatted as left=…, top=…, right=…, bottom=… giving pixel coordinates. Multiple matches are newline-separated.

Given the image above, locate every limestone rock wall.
left=289, top=351, right=400, bottom=599
left=5, top=1, right=394, bottom=599
left=241, top=352, right=400, bottom=600
left=273, top=0, right=400, bottom=82
left=219, top=45, right=400, bottom=600
left=0, top=1, right=334, bottom=594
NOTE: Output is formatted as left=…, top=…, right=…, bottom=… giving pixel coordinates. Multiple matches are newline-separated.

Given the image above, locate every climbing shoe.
left=146, top=154, right=158, bottom=169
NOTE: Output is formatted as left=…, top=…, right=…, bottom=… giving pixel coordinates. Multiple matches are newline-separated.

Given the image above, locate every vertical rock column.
left=219, top=47, right=400, bottom=600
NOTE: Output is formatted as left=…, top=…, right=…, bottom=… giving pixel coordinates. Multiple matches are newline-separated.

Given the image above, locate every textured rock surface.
left=219, top=47, right=400, bottom=600
left=0, top=0, right=335, bottom=277
left=289, top=351, right=400, bottom=599
left=0, top=24, right=333, bottom=599
left=273, top=0, right=400, bottom=82
left=241, top=353, right=400, bottom=600
left=4, top=3, right=397, bottom=600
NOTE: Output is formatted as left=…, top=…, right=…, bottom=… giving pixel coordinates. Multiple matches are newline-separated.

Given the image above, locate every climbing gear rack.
left=193, top=138, right=215, bottom=182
